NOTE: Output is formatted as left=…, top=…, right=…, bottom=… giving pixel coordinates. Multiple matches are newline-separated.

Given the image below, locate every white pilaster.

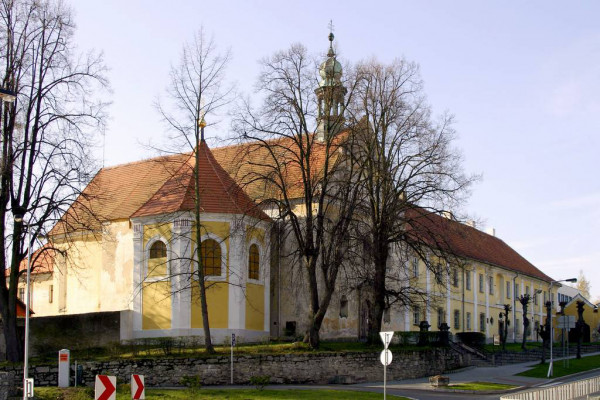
left=263, top=229, right=271, bottom=332
left=425, top=265, right=431, bottom=322
left=172, top=217, right=192, bottom=330
left=132, top=222, right=143, bottom=333
left=228, top=219, right=246, bottom=330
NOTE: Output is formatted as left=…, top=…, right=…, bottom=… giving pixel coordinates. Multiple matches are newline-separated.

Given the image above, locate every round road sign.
left=380, top=349, right=393, bottom=366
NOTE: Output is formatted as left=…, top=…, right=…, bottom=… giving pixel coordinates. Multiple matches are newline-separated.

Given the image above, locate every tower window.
left=149, top=241, right=167, bottom=259
left=248, top=244, right=260, bottom=280
left=200, top=239, right=221, bottom=276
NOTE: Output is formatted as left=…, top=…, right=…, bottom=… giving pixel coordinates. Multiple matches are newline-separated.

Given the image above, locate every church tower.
left=315, top=31, right=347, bottom=141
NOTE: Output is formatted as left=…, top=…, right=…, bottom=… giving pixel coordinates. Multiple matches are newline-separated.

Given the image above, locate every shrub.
left=180, top=375, right=202, bottom=394
left=249, top=375, right=270, bottom=390
left=456, top=332, right=486, bottom=348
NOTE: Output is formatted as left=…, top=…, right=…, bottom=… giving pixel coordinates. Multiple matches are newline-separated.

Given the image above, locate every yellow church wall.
left=143, top=222, right=172, bottom=245
left=101, top=220, right=134, bottom=311
left=245, top=283, right=265, bottom=331
left=142, top=281, right=171, bottom=330
left=191, top=282, right=229, bottom=329
left=60, top=237, right=103, bottom=314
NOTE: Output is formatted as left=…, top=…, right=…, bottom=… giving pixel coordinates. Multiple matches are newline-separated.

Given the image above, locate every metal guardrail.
left=500, top=376, right=600, bottom=400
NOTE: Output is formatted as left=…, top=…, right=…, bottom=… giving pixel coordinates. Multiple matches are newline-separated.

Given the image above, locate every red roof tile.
left=405, top=208, right=553, bottom=282
left=132, top=142, right=270, bottom=221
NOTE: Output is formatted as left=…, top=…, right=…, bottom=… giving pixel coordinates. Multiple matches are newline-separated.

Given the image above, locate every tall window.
left=339, top=295, right=348, bottom=318
left=452, top=268, right=459, bottom=287
left=506, top=281, right=511, bottom=299
left=488, top=276, right=494, bottom=295
left=466, top=312, right=471, bottom=331
left=525, top=286, right=530, bottom=296
left=514, top=283, right=520, bottom=298
left=453, top=310, right=460, bottom=330
left=479, top=274, right=484, bottom=293
left=49, top=285, right=54, bottom=304
left=149, top=241, right=167, bottom=259
left=437, top=308, right=445, bottom=327
left=18, top=287, right=24, bottom=301
left=465, top=271, right=471, bottom=291
left=479, top=313, right=486, bottom=333
left=412, top=257, right=419, bottom=278
left=413, top=306, right=420, bottom=325
left=200, top=239, right=221, bottom=276
left=248, top=244, right=260, bottom=280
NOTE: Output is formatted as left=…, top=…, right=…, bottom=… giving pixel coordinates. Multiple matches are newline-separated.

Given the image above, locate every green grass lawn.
left=517, top=354, right=600, bottom=378
left=35, top=387, right=410, bottom=400
left=447, top=381, right=517, bottom=391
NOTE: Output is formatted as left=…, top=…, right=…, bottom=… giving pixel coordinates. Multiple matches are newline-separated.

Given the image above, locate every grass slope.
left=517, top=354, right=600, bottom=378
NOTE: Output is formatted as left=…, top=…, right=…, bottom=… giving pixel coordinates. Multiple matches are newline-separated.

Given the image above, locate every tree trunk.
left=2, top=312, right=22, bottom=362
left=368, top=237, right=388, bottom=344
left=521, top=316, right=529, bottom=350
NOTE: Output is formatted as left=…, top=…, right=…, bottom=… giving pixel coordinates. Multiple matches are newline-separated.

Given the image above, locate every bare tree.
left=518, top=294, right=531, bottom=349
left=346, top=58, right=476, bottom=342
left=0, top=0, right=108, bottom=361
left=154, top=28, right=233, bottom=354
left=500, top=304, right=511, bottom=351
left=232, top=41, right=362, bottom=348
left=576, top=270, right=591, bottom=299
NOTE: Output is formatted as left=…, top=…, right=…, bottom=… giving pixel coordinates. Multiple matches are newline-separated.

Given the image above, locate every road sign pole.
left=383, top=351, right=387, bottom=400
left=230, top=333, right=235, bottom=385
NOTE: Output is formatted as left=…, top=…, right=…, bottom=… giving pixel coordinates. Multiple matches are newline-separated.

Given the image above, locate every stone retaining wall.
left=0, top=348, right=467, bottom=387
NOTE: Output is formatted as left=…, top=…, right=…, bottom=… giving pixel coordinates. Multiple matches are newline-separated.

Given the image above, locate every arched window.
left=200, top=239, right=221, bottom=276
left=149, top=241, right=167, bottom=259
left=248, top=244, right=260, bottom=280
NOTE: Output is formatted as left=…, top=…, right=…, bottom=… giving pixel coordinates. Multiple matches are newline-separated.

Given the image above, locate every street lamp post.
left=547, top=278, right=577, bottom=378
left=14, top=211, right=31, bottom=400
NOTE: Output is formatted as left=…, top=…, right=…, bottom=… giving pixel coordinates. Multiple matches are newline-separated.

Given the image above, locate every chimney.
left=486, top=227, right=496, bottom=237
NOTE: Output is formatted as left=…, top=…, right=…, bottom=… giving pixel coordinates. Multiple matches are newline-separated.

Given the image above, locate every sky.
left=69, top=1, right=600, bottom=300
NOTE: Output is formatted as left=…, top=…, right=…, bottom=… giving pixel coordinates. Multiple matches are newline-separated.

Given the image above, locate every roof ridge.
left=101, top=151, right=191, bottom=171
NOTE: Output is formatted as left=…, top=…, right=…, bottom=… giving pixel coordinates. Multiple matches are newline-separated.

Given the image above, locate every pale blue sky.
left=70, top=0, right=600, bottom=299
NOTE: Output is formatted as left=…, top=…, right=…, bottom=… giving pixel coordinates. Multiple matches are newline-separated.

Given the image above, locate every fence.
left=500, top=375, right=600, bottom=400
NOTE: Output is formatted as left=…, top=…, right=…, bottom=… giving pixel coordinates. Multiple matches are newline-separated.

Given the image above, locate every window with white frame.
left=488, top=276, right=494, bottom=295
left=465, top=271, right=471, bottom=290
left=412, top=257, right=419, bottom=278
left=147, top=239, right=168, bottom=278
left=413, top=306, right=420, bottom=325
left=506, top=281, right=511, bottom=299
left=479, top=273, right=484, bottom=293
left=452, top=268, right=459, bottom=287
left=437, top=308, right=445, bottom=327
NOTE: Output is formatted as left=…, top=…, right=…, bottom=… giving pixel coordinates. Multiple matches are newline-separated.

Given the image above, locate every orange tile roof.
left=132, top=142, right=269, bottom=221
left=50, top=153, right=190, bottom=235
left=405, top=208, right=553, bottom=282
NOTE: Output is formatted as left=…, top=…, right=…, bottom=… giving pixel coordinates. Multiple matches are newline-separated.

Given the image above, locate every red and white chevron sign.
left=131, top=374, right=145, bottom=399
left=94, top=375, right=116, bottom=400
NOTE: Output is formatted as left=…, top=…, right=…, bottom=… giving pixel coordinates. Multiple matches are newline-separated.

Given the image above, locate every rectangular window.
left=489, top=276, right=494, bottom=295
left=506, top=282, right=511, bottom=299
left=534, top=291, right=539, bottom=305
left=479, top=313, right=486, bottom=333
left=18, top=287, right=24, bottom=301
left=454, top=310, right=460, bottom=330
left=413, top=306, right=420, bottom=325
left=479, top=273, right=484, bottom=293
left=465, top=271, right=471, bottom=291
left=514, top=283, right=520, bottom=298
left=412, top=257, right=419, bottom=278
left=466, top=312, right=471, bottom=331
left=437, top=308, right=445, bottom=327
left=452, top=268, right=459, bottom=287
left=49, top=285, right=54, bottom=303
left=526, top=286, right=530, bottom=296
